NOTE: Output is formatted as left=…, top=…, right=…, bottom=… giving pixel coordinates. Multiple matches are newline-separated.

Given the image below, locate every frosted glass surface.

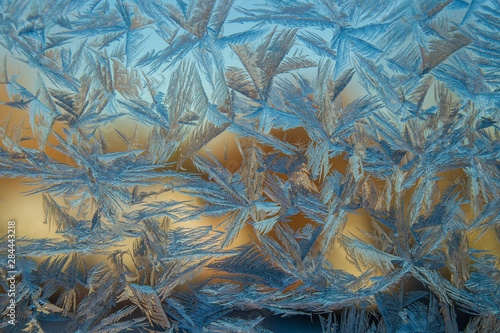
left=0, top=0, right=499, bottom=332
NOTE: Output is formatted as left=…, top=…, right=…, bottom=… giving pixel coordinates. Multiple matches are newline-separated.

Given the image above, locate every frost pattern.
left=1, top=0, right=500, bottom=332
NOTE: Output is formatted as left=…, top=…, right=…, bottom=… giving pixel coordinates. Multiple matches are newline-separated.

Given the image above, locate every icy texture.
left=0, top=0, right=500, bottom=332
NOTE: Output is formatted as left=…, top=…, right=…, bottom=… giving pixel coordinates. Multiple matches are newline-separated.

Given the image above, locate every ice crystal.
left=0, top=0, right=499, bottom=332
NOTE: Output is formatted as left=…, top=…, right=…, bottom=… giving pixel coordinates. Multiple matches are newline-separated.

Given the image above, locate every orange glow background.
left=1, top=64, right=498, bottom=283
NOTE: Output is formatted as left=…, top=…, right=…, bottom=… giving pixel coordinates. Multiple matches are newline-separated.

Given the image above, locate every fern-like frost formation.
left=0, top=0, right=500, bottom=332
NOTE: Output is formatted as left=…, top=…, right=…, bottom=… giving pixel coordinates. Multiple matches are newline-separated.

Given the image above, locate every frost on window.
left=0, top=0, right=499, bottom=332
